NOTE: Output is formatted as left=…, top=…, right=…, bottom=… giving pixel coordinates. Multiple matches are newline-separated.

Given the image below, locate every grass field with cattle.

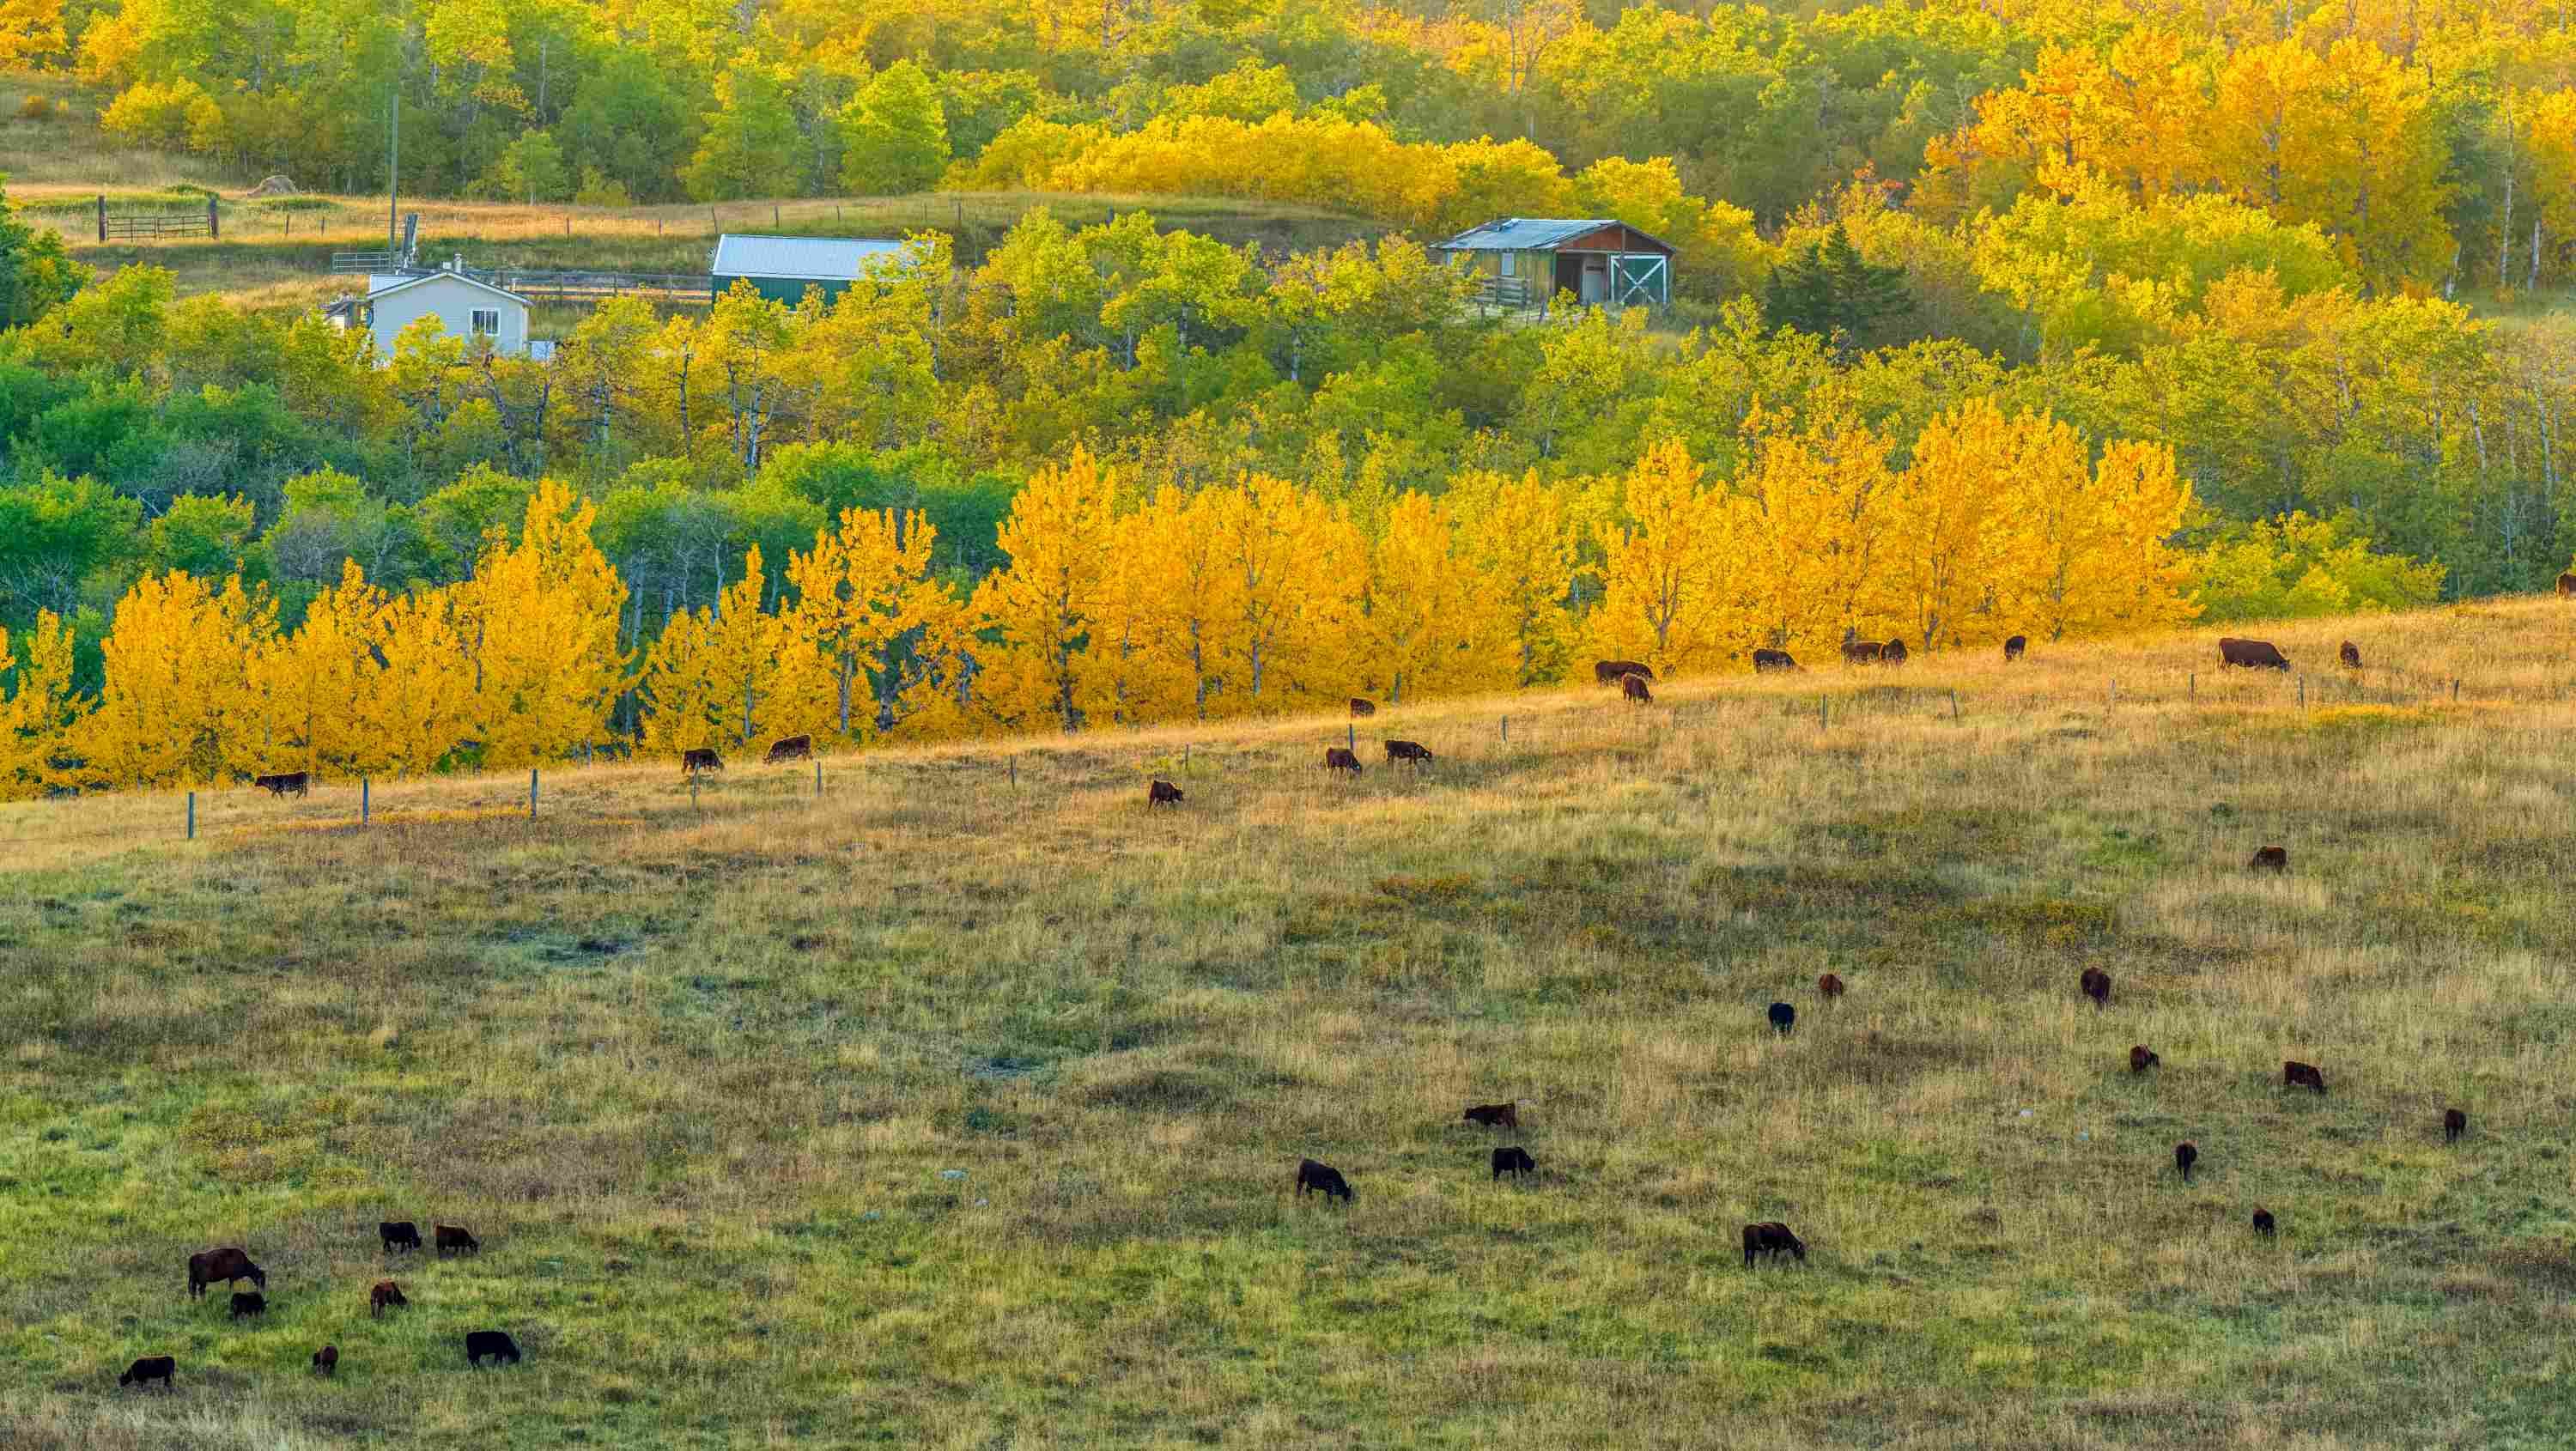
left=3, top=599, right=2574, bottom=1449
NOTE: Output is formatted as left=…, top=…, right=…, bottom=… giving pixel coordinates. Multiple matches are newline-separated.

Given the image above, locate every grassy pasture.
left=4, top=602, right=2576, bottom=1449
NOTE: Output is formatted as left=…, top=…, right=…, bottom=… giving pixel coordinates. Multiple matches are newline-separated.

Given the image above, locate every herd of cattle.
left=120, top=1222, right=515, bottom=1393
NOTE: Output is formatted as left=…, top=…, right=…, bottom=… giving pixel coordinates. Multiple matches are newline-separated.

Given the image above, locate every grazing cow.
left=2081, top=968, right=2111, bottom=1010
left=380, top=1220, right=422, bottom=1254
left=2249, top=845, right=2288, bottom=871
left=1323, top=747, right=1364, bottom=775
left=187, top=1248, right=264, bottom=1299
left=434, top=1223, right=480, bottom=1256
left=2174, top=1142, right=2198, bottom=1181
left=229, top=1291, right=266, bottom=1320
left=681, top=748, right=723, bottom=775
left=764, top=735, right=812, bottom=764
left=2283, top=1060, right=2327, bottom=1095
left=1595, top=660, right=1654, bottom=686
left=2130, top=1045, right=2160, bottom=1073
left=1817, top=972, right=1844, bottom=1001
left=1463, top=1103, right=1519, bottom=1130
left=1742, top=1222, right=1807, bottom=1267
left=119, top=1356, right=174, bottom=1391
left=1492, top=1146, right=1536, bottom=1181
left=1147, top=779, right=1184, bottom=808
left=371, top=1280, right=407, bottom=1317
left=1880, top=640, right=1909, bottom=666
left=1385, top=740, right=1435, bottom=766
left=1767, top=1001, right=1795, bottom=1035
left=464, top=1331, right=522, bottom=1368
left=2445, top=1108, right=2467, bottom=1143
left=312, top=1345, right=337, bottom=1376
left=1752, top=648, right=1799, bottom=673
left=2560, top=571, right=2575, bottom=596
left=1841, top=640, right=1884, bottom=665
left=1349, top=697, right=1376, bottom=717
left=2251, top=1208, right=2275, bottom=1238
left=2339, top=641, right=2361, bottom=670
left=252, top=771, right=311, bottom=798
left=1295, top=1158, right=1353, bottom=1203
left=1620, top=673, right=1654, bottom=704
left=2217, top=637, right=2291, bottom=671
left=2003, top=635, right=2027, bottom=662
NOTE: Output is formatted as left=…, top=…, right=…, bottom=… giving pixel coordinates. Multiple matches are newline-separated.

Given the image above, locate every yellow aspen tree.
left=1885, top=401, right=2038, bottom=652
left=1203, top=471, right=1366, bottom=713
left=362, top=586, right=478, bottom=776
left=88, top=571, right=276, bottom=788
left=0, top=613, right=84, bottom=800
left=257, top=562, right=386, bottom=777
left=1449, top=471, right=1577, bottom=688
left=782, top=507, right=940, bottom=743
left=635, top=610, right=725, bottom=758
left=1133, top=483, right=1238, bottom=720
left=2074, top=440, right=2198, bottom=637
left=1078, top=508, right=1186, bottom=727
left=1364, top=490, right=1491, bottom=704
left=638, top=546, right=832, bottom=755
left=460, top=480, right=630, bottom=768
left=968, top=447, right=1121, bottom=732
left=1588, top=440, right=1741, bottom=674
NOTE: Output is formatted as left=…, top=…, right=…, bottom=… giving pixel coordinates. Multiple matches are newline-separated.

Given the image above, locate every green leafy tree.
left=1761, top=223, right=1912, bottom=354
left=0, top=179, right=88, bottom=328
left=473, top=130, right=571, bottom=205
left=685, top=56, right=806, bottom=202
left=840, top=61, right=951, bottom=196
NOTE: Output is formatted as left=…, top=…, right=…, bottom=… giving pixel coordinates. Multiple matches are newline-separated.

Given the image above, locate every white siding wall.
left=368, top=276, right=528, bottom=361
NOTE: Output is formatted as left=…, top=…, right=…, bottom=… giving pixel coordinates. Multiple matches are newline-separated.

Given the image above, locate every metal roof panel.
left=1429, top=217, right=1677, bottom=254
left=709, top=234, right=907, bottom=281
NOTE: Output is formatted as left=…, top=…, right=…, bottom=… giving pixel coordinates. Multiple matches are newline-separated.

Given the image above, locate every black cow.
left=1491, top=1146, right=1536, bottom=1181
left=1879, top=639, right=1909, bottom=666
left=435, top=1223, right=480, bottom=1255
left=2003, top=634, right=2026, bottom=661
left=2559, top=571, right=2575, bottom=596
left=1295, top=1158, right=1353, bottom=1203
left=1742, top=1222, right=1807, bottom=1266
left=313, top=1345, right=337, bottom=1376
left=1595, top=660, right=1655, bottom=685
left=229, top=1291, right=266, bottom=1320
left=764, top=735, right=812, bottom=764
left=380, top=1220, right=422, bottom=1253
left=1620, top=673, right=1654, bottom=704
left=2218, top=637, right=2291, bottom=671
left=1147, top=779, right=1184, bottom=808
left=1463, top=1103, right=1518, bottom=1129
left=1752, top=648, right=1799, bottom=673
left=252, top=771, right=310, bottom=798
left=2081, top=968, right=2111, bottom=1009
left=1349, top=697, right=1376, bottom=717
left=119, top=1357, right=174, bottom=1391
left=1384, top=740, right=1434, bottom=766
left=1323, top=747, right=1363, bottom=774
left=187, top=1248, right=264, bottom=1298
left=1841, top=640, right=1883, bottom=665
left=2283, top=1061, right=2327, bottom=1095
left=2252, top=1208, right=2275, bottom=1237
left=2175, top=1142, right=2198, bottom=1181
left=2250, top=845, right=2288, bottom=871
left=1767, top=1001, right=1795, bottom=1035
left=465, top=1330, right=522, bottom=1367
left=2445, top=1108, right=2467, bottom=1143
left=681, top=748, right=723, bottom=775
left=2130, top=1045, right=2160, bottom=1073
left=2338, top=641, right=2361, bottom=670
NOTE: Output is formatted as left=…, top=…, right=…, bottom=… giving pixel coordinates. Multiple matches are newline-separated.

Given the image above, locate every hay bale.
left=243, top=175, right=300, bottom=198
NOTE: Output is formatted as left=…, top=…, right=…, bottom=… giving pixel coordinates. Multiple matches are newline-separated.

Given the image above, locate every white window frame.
left=470, top=307, right=501, bottom=337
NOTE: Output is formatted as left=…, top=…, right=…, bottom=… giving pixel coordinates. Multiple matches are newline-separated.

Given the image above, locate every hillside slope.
left=5, top=604, right=2576, bottom=1450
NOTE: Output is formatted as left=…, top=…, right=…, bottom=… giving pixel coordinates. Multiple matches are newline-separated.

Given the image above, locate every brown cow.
left=2081, top=967, right=2111, bottom=1010
left=312, top=1345, right=337, bottom=1376
left=2559, top=571, right=2576, bottom=596
left=1595, top=660, right=1655, bottom=685
left=1147, top=779, right=1184, bottom=808
left=2283, top=1060, right=2327, bottom=1095
left=1323, top=747, right=1363, bottom=774
left=1752, top=648, right=1799, bottom=673
left=1742, top=1222, right=1807, bottom=1266
left=1620, top=673, right=1654, bottom=704
left=434, top=1223, right=480, bottom=1255
left=1879, top=640, right=1909, bottom=666
left=2130, top=1045, right=2160, bottom=1073
left=252, top=771, right=310, bottom=798
left=764, top=735, right=812, bottom=764
left=2445, top=1108, right=2467, bottom=1143
left=2174, top=1142, right=2198, bottom=1181
left=119, top=1356, right=175, bottom=1390
left=1841, top=640, right=1884, bottom=665
left=1463, top=1103, right=1519, bottom=1130
left=2218, top=637, right=2291, bottom=671
left=2003, top=634, right=2026, bottom=661
left=371, top=1279, right=407, bottom=1317
left=1817, top=972, right=1844, bottom=1001
left=1384, top=740, right=1434, bottom=766
left=1349, top=697, right=1376, bottom=717
left=2338, top=641, right=2361, bottom=670
left=681, top=748, right=723, bottom=775
left=2249, top=845, right=2288, bottom=871
left=2251, top=1207, right=2275, bottom=1237
left=187, top=1248, right=264, bottom=1299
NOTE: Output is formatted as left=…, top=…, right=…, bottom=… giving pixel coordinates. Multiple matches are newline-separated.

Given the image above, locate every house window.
left=471, top=308, right=501, bottom=337
left=1498, top=253, right=1516, bottom=277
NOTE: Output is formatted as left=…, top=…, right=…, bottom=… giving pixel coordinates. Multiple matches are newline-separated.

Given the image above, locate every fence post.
left=2451, top=678, right=2460, bottom=701
left=1949, top=689, right=1959, bottom=721
left=2189, top=672, right=2196, bottom=701
left=2108, top=679, right=2117, bottom=711
left=2297, top=676, right=2305, bottom=709
left=1501, top=714, right=1509, bottom=744
left=208, top=194, right=219, bottom=239
left=1346, top=723, right=1355, bottom=752
left=1008, top=757, right=1017, bottom=790
left=1182, top=744, right=1190, bottom=774
left=96, top=195, right=106, bottom=243
left=361, top=777, right=370, bottom=826
left=815, top=759, right=823, bottom=798
left=185, top=791, right=195, bottom=841
left=529, top=768, right=538, bottom=819
left=1820, top=696, right=1828, bottom=732
left=773, top=203, right=781, bottom=228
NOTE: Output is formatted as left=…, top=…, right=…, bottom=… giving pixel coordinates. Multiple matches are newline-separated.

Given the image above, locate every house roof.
left=363, top=270, right=530, bottom=307
left=710, top=234, right=907, bottom=281
left=1430, top=217, right=1678, bottom=254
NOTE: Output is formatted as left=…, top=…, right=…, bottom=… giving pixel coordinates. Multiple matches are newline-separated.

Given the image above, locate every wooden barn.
left=1430, top=218, right=1676, bottom=308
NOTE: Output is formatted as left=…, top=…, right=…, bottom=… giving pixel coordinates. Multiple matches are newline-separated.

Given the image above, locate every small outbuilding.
left=348, top=266, right=532, bottom=361
left=710, top=234, right=908, bottom=305
left=1429, top=218, right=1676, bottom=308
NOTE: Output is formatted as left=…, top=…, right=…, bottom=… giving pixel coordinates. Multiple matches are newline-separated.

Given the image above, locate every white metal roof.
left=363, top=270, right=530, bottom=307
left=1431, top=217, right=1678, bottom=254
left=710, top=234, right=907, bottom=281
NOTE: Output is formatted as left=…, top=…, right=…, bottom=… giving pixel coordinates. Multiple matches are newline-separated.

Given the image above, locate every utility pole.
left=387, top=76, right=402, bottom=258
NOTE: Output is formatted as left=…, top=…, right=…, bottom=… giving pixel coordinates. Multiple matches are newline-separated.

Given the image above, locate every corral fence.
left=97, top=194, right=218, bottom=242
left=326, top=256, right=716, bottom=307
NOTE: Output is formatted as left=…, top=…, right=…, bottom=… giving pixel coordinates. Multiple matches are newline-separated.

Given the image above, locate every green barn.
left=709, top=234, right=908, bottom=305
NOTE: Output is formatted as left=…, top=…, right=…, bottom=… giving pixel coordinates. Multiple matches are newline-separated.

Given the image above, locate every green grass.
left=5, top=603, right=2576, bottom=1448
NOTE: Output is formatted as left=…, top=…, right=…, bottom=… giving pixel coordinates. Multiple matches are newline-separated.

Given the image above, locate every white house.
left=348, top=268, right=532, bottom=361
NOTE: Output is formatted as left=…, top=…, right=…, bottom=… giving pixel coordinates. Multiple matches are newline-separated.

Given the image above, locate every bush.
left=15, top=96, right=54, bottom=122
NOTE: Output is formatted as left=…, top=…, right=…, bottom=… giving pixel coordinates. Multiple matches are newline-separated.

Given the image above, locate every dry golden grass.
left=4, top=601, right=2576, bottom=1448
